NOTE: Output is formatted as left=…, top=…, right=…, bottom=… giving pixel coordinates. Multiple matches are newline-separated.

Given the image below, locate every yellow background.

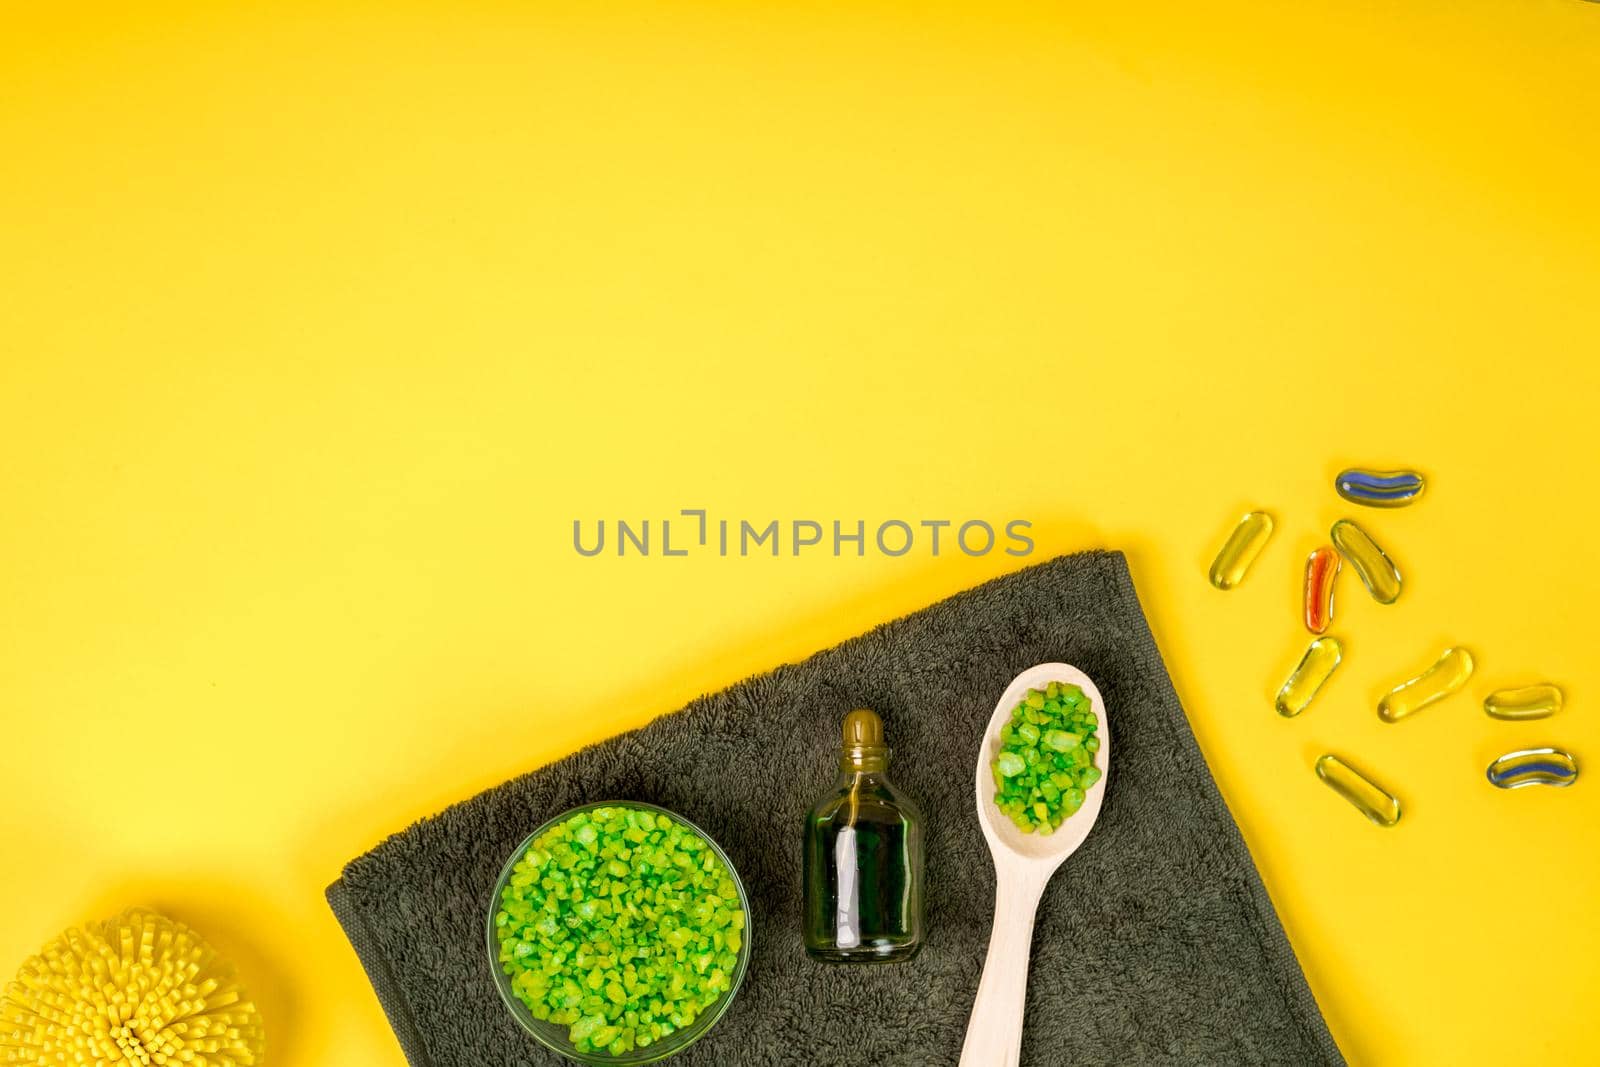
left=3, top=2, right=1598, bottom=1064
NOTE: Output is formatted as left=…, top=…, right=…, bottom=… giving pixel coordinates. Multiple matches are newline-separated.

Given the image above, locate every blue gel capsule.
left=1335, top=469, right=1426, bottom=508
left=1486, top=747, right=1579, bottom=789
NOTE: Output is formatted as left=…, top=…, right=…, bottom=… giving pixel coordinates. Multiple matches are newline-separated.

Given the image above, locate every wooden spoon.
left=959, top=662, right=1112, bottom=1067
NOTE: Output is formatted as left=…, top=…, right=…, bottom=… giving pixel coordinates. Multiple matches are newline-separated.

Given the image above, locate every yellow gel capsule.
left=1377, top=646, right=1474, bottom=723
left=1483, top=684, right=1564, bottom=721
left=1276, top=637, right=1343, bottom=717
left=1330, top=519, right=1402, bottom=604
left=1315, top=754, right=1401, bottom=827
left=1209, top=511, right=1274, bottom=590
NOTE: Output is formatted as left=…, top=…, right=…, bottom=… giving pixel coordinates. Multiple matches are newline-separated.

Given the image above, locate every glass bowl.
left=486, top=800, right=752, bottom=1065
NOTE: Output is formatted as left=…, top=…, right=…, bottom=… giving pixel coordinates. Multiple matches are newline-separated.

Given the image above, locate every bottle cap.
left=842, top=708, right=884, bottom=747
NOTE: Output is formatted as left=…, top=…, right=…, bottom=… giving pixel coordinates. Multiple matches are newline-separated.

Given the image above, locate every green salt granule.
left=992, top=682, right=1102, bottom=834
left=494, top=806, right=746, bottom=1056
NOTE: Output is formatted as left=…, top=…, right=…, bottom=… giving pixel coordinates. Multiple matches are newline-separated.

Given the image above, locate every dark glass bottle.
left=803, top=709, right=925, bottom=963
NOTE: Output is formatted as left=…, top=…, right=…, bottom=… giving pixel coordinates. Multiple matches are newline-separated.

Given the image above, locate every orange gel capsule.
left=1303, top=546, right=1340, bottom=635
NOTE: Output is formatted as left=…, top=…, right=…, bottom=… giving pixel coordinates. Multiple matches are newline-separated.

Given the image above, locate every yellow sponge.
left=1, top=908, right=265, bottom=1065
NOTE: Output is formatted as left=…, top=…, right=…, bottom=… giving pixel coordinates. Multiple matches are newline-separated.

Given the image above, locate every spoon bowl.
left=961, top=662, right=1111, bottom=1067
left=974, top=662, right=1112, bottom=864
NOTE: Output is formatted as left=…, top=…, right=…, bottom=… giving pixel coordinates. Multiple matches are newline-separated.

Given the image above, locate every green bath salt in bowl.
left=488, top=802, right=751, bottom=1063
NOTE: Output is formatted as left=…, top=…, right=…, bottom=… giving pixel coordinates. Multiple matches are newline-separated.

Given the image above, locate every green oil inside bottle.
left=803, top=709, right=925, bottom=963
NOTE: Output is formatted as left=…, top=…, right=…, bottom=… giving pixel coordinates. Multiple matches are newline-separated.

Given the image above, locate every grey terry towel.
left=327, top=551, right=1345, bottom=1066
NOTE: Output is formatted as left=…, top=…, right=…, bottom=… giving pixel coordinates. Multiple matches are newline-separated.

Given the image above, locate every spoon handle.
left=959, top=871, right=1048, bottom=1067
